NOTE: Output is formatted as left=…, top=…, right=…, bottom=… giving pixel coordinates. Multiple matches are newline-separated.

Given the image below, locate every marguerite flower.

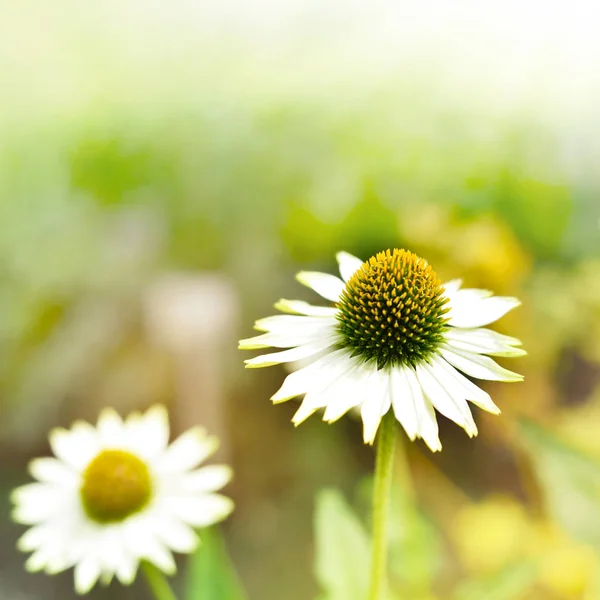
left=240, top=249, right=525, bottom=450
left=12, top=405, right=234, bottom=594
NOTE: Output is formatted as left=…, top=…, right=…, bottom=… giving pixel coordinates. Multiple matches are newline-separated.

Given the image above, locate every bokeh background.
left=2, top=1, right=600, bottom=598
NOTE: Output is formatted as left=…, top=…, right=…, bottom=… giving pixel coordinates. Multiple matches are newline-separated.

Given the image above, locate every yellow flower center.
left=336, top=249, right=449, bottom=368
left=80, top=449, right=152, bottom=523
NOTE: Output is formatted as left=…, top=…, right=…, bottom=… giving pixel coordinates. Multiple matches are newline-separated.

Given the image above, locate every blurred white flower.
left=240, top=249, right=525, bottom=450
left=12, top=405, right=233, bottom=594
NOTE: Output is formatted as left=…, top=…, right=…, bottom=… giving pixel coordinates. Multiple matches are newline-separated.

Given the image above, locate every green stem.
left=141, top=562, right=179, bottom=600
left=367, top=412, right=397, bottom=600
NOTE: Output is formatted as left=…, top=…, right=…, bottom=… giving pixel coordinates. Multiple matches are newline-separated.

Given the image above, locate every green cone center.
left=80, top=449, right=152, bottom=523
left=336, top=249, right=449, bottom=368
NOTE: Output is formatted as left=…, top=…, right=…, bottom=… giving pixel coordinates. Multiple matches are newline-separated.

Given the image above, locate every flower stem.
left=141, top=562, right=179, bottom=600
left=367, top=412, right=397, bottom=600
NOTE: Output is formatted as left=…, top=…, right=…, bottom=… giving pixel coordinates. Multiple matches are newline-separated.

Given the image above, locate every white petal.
left=28, top=458, right=78, bottom=486
left=166, top=494, right=234, bottom=528
left=293, top=354, right=358, bottom=424
left=25, top=547, right=52, bottom=572
left=151, top=513, right=199, bottom=553
left=443, top=279, right=463, bottom=293
left=126, top=405, right=170, bottom=459
left=74, top=557, right=102, bottom=595
left=181, top=465, right=232, bottom=493
left=157, top=428, right=217, bottom=473
left=290, top=351, right=358, bottom=424
left=143, top=541, right=176, bottom=575
left=416, top=397, right=443, bottom=452
left=49, top=424, right=100, bottom=470
left=244, top=338, right=338, bottom=368
left=360, top=370, right=391, bottom=444
left=11, top=483, right=66, bottom=524
left=389, top=367, right=419, bottom=440
left=432, top=356, right=500, bottom=414
left=440, top=346, right=524, bottom=382
left=401, top=367, right=442, bottom=451
left=18, top=525, right=52, bottom=552
left=336, top=251, right=364, bottom=282
left=322, top=363, right=371, bottom=423
left=271, top=348, right=348, bottom=402
left=239, top=320, right=336, bottom=350
left=274, top=299, right=338, bottom=317
left=45, top=550, right=74, bottom=575
left=292, top=392, right=329, bottom=425
left=123, top=522, right=176, bottom=575
left=296, top=271, right=345, bottom=302
left=96, top=407, right=126, bottom=448
left=253, top=314, right=336, bottom=333
left=115, top=552, right=138, bottom=586
left=446, top=289, right=521, bottom=328
left=444, top=328, right=526, bottom=357
left=416, top=363, right=478, bottom=437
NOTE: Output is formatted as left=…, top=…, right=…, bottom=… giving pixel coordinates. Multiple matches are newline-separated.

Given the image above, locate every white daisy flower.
left=12, top=405, right=234, bottom=595
left=240, top=249, right=525, bottom=451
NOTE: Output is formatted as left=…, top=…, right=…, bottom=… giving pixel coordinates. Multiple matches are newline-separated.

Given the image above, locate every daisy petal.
left=416, top=364, right=478, bottom=437
left=361, top=370, right=391, bottom=444
left=11, top=484, right=65, bottom=524
left=443, top=279, right=463, bottom=293
left=296, top=271, right=345, bottom=302
left=292, top=392, right=329, bottom=425
left=291, top=352, right=359, bottom=424
left=49, top=424, right=99, bottom=470
left=336, top=251, right=364, bottom=282
left=156, top=428, right=217, bottom=473
left=18, top=524, right=54, bottom=552
left=446, top=290, right=521, bottom=328
left=125, top=405, right=170, bottom=459
left=96, top=408, right=125, bottom=447
left=274, top=299, right=338, bottom=317
left=389, top=367, right=419, bottom=440
left=29, top=458, right=78, bottom=486
left=402, top=367, right=442, bottom=451
left=244, top=338, right=337, bottom=368
left=74, top=557, right=102, bottom=595
left=123, top=523, right=176, bottom=575
left=433, top=356, right=500, bottom=414
left=253, top=314, right=335, bottom=333
left=323, top=362, right=370, bottom=423
left=115, top=552, right=138, bottom=586
left=25, top=547, right=52, bottom=573
left=152, top=513, right=199, bottom=553
left=239, top=320, right=336, bottom=349
left=444, top=328, right=526, bottom=357
left=271, top=348, right=349, bottom=402
left=441, top=346, right=523, bottom=382
left=167, top=494, right=234, bottom=528
left=182, top=465, right=233, bottom=493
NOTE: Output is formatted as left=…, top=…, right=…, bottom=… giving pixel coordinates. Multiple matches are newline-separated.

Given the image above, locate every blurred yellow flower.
left=450, top=495, right=530, bottom=574
left=532, top=524, right=597, bottom=598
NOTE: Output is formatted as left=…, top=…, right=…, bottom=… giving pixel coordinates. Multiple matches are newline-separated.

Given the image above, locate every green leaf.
left=314, top=488, right=371, bottom=600
left=453, top=562, right=537, bottom=600
left=519, top=420, right=600, bottom=550
left=185, top=527, right=248, bottom=600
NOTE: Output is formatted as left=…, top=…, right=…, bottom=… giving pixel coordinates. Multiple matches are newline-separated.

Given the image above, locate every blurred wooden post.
left=143, top=273, right=239, bottom=458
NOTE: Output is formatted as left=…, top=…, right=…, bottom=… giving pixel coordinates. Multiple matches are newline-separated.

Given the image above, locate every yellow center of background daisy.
left=336, top=249, right=449, bottom=368
left=80, top=449, right=152, bottom=523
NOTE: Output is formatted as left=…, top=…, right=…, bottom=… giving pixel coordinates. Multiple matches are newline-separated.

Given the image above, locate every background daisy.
left=12, top=405, right=234, bottom=595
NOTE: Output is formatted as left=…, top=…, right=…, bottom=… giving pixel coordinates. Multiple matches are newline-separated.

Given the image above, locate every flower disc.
left=336, top=249, right=449, bottom=368
left=81, top=449, right=152, bottom=523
